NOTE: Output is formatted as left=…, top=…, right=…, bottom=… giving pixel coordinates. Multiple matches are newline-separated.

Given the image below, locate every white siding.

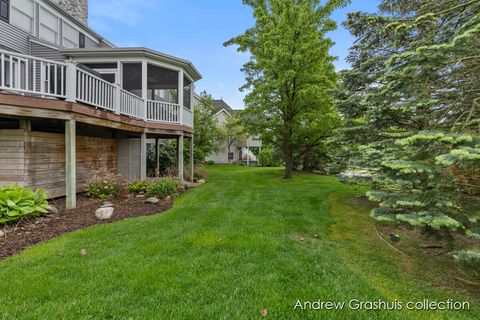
left=205, top=110, right=236, bottom=164
left=0, top=19, right=30, bottom=54
left=117, top=138, right=141, bottom=181
left=205, top=109, right=263, bottom=164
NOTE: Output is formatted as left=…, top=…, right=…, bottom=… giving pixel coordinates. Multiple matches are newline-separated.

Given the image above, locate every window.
left=62, top=21, right=79, bottom=48
left=39, top=6, right=59, bottom=44
left=79, top=32, right=85, bottom=48
left=10, top=0, right=34, bottom=33
left=0, top=0, right=9, bottom=22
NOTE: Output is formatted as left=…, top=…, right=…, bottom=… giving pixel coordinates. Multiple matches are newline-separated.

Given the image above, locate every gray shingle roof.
left=212, top=99, right=234, bottom=115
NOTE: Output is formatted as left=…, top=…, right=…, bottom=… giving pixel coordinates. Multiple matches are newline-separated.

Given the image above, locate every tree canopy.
left=193, top=92, right=223, bottom=163
left=225, top=0, right=347, bottom=178
left=336, top=0, right=480, bottom=236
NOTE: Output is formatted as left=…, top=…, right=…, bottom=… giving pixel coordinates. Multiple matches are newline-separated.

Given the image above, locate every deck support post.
left=177, top=134, right=184, bottom=182
left=19, top=119, right=31, bottom=131
left=65, top=119, right=76, bottom=209
left=114, top=84, right=121, bottom=115
left=178, top=70, right=184, bottom=124
left=155, top=138, right=160, bottom=177
left=140, top=132, right=147, bottom=180
left=189, top=135, right=194, bottom=182
left=141, top=60, right=148, bottom=120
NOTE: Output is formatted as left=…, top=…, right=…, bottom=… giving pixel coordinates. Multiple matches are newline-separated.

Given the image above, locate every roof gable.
left=212, top=99, right=234, bottom=115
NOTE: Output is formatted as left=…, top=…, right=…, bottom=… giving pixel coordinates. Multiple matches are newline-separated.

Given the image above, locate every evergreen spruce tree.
left=339, top=0, right=480, bottom=236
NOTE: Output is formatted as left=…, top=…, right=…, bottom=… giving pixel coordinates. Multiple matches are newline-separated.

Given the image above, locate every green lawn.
left=0, top=166, right=478, bottom=319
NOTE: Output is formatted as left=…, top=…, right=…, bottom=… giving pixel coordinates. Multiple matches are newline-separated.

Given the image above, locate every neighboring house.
left=0, top=0, right=201, bottom=208
left=205, top=99, right=262, bottom=165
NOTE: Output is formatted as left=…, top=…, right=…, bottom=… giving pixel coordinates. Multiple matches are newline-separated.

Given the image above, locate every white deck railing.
left=0, top=50, right=66, bottom=99
left=0, top=49, right=192, bottom=126
left=147, top=100, right=180, bottom=123
left=121, top=90, right=144, bottom=119
left=183, top=107, right=193, bottom=128
left=76, top=68, right=116, bottom=112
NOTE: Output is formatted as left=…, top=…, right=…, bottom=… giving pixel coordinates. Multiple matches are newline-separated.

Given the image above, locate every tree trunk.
left=227, top=141, right=231, bottom=165
left=283, top=119, right=293, bottom=179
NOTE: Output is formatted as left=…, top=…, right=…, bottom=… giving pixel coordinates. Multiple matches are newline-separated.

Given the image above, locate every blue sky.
left=89, top=0, right=379, bottom=109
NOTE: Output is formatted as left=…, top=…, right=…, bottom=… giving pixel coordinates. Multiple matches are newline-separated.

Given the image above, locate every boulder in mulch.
left=95, top=207, right=114, bottom=220
left=145, top=197, right=159, bottom=204
left=0, top=230, right=5, bottom=238
left=0, top=194, right=175, bottom=261
left=197, top=179, right=206, bottom=184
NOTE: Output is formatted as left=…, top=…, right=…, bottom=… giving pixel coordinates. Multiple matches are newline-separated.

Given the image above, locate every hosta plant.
left=0, top=185, right=50, bottom=223
left=147, top=178, right=179, bottom=199
left=128, top=180, right=151, bottom=194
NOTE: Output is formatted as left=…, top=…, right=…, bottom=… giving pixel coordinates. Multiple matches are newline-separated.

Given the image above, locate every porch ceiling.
left=60, top=47, right=202, bottom=81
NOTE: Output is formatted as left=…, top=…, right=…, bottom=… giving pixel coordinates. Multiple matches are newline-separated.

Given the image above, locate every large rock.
left=197, top=179, right=206, bottom=184
left=95, top=207, right=114, bottom=220
left=145, top=197, right=159, bottom=204
left=0, top=230, right=5, bottom=238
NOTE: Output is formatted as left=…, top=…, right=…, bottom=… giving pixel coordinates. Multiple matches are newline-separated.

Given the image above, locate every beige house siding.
left=205, top=109, right=262, bottom=164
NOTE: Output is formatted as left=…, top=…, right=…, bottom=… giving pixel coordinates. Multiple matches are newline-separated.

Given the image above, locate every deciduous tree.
left=194, top=91, right=223, bottom=163
left=225, top=0, right=347, bottom=178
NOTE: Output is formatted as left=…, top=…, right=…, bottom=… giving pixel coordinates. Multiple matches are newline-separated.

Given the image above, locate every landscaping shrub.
left=259, top=146, right=279, bottom=167
left=206, top=160, right=215, bottom=165
left=194, top=165, right=207, bottom=180
left=128, top=180, right=151, bottom=194
left=184, top=164, right=207, bottom=181
left=147, top=178, right=179, bottom=199
left=85, top=170, right=120, bottom=199
left=0, top=186, right=49, bottom=223
left=146, top=141, right=176, bottom=177
left=453, top=249, right=480, bottom=277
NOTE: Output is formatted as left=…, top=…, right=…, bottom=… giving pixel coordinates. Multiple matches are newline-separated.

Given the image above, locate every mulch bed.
left=0, top=193, right=176, bottom=260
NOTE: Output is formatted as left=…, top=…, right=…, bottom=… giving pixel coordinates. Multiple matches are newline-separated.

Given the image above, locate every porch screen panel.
left=183, top=76, right=191, bottom=109
left=122, top=63, right=142, bottom=97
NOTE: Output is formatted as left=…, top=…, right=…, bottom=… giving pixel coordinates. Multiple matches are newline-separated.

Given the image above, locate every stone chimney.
left=50, top=0, right=88, bottom=25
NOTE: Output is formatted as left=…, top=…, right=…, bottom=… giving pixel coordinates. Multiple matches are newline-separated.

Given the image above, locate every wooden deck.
left=0, top=92, right=193, bottom=136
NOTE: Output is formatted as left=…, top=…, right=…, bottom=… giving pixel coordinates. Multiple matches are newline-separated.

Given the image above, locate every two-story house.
left=205, top=98, right=262, bottom=165
left=0, top=0, right=201, bottom=208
